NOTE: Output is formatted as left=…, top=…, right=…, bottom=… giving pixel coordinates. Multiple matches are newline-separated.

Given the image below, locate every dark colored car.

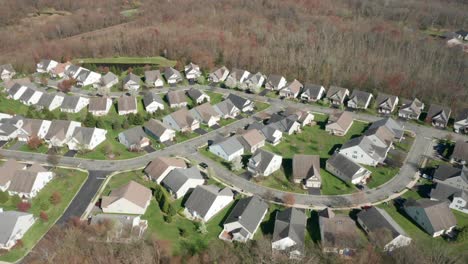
left=199, top=162, right=208, bottom=169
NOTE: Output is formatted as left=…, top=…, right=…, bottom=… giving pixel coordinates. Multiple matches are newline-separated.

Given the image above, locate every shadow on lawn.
left=260, top=209, right=279, bottom=235
left=308, top=211, right=321, bottom=243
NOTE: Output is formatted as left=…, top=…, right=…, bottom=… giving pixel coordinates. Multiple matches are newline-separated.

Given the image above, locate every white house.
left=36, top=93, right=65, bottom=111
left=76, top=70, right=102, bottom=87
left=347, top=90, right=373, bottom=109
left=101, top=181, right=152, bottom=215
left=209, top=136, right=244, bottom=162
left=375, top=93, right=399, bottom=115
left=184, top=62, right=202, bottom=80
left=144, top=119, right=176, bottom=143
left=326, top=153, right=372, bottom=185
left=0, top=160, right=27, bottom=192
left=95, top=72, right=119, bottom=92
left=293, top=154, right=322, bottom=189
left=187, top=88, right=210, bottom=104
left=225, top=69, right=250, bottom=88
left=189, top=103, right=221, bottom=127
left=272, top=208, right=307, bottom=259
left=166, top=90, right=188, bottom=108
left=117, top=95, right=138, bottom=115
left=0, top=122, right=25, bottom=142
left=208, top=66, right=230, bottom=83
left=60, top=96, right=89, bottom=113
left=16, top=118, right=52, bottom=141
left=184, top=185, right=234, bottom=222
left=226, top=93, right=254, bottom=113
left=7, top=83, right=28, bottom=100
left=247, top=149, right=282, bottom=177
left=162, top=108, right=200, bottom=132
left=0, top=211, right=35, bottom=250
left=88, top=97, right=113, bottom=116
left=143, top=92, right=165, bottom=113
left=67, top=127, right=107, bottom=151
left=50, top=62, right=71, bottom=79
left=44, top=120, right=81, bottom=148
left=144, top=70, right=164, bottom=88
left=265, top=74, right=287, bottom=90
left=449, top=191, right=468, bottom=214
left=144, top=156, right=187, bottom=183
left=339, top=135, right=389, bottom=166
left=213, top=99, right=240, bottom=119
left=164, top=67, right=183, bottom=84
left=161, top=167, right=205, bottom=199
left=8, top=164, right=54, bottom=199
left=36, top=59, right=58, bottom=73
left=300, top=84, right=326, bottom=102
left=122, top=73, right=141, bottom=92
left=0, top=64, right=16, bottom=81
left=118, top=126, right=151, bottom=150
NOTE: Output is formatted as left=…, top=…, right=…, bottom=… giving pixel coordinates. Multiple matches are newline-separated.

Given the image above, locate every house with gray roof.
left=226, top=93, right=254, bottom=112
left=101, top=181, right=152, bottom=215
left=269, top=115, right=301, bottom=135
left=300, top=84, right=326, bottom=102
left=209, top=136, right=244, bottom=162
left=326, top=86, right=349, bottom=106
left=398, top=98, right=424, bottom=120
left=88, top=97, right=112, bottom=116
left=166, top=90, right=188, bottom=108
left=375, top=93, right=399, bottom=115
left=189, top=102, right=220, bottom=127
left=225, top=69, right=250, bottom=88
left=18, top=85, right=43, bottom=106
left=162, top=108, right=199, bottom=132
left=95, top=72, right=118, bottom=94
left=339, top=135, right=390, bottom=166
left=118, top=126, right=150, bottom=150
left=357, top=207, right=411, bottom=251
left=347, top=90, right=373, bottom=109
left=143, top=92, right=164, bottom=113
left=241, top=72, right=266, bottom=93
left=36, top=59, right=58, bottom=73
left=64, top=65, right=83, bottom=79
left=279, top=79, right=303, bottom=99
left=36, top=92, right=64, bottom=111
left=0, top=64, right=16, bottom=81
left=67, top=127, right=107, bottom=150
left=325, top=111, right=354, bottom=136
left=117, top=95, right=137, bottom=115
left=60, top=95, right=89, bottom=113
left=326, top=152, right=371, bottom=184
left=454, top=108, right=468, bottom=134
left=272, top=208, right=307, bottom=259
left=404, top=199, right=457, bottom=237
left=451, top=140, right=468, bottom=165
left=7, top=83, right=27, bottom=100
left=0, top=122, right=25, bottom=142
left=265, top=74, right=287, bottom=91
left=144, top=119, right=175, bottom=143
left=0, top=160, right=26, bottom=192
left=164, top=67, right=183, bottom=84
left=184, top=62, right=202, bottom=81
left=123, top=73, right=141, bottom=92
left=184, top=185, right=234, bottom=222
left=425, top=104, right=452, bottom=129
left=247, top=123, right=283, bottom=146
left=161, top=167, right=205, bottom=199
left=76, top=69, right=101, bottom=87
left=220, top=196, right=269, bottom=242
left=15, top=118, right=51, bottom=141
left=213, top=99, right=240, bottom=119
left=208, top=66, right=229, bottom=83
left=8, top=163, right=54, bottom=199
left=187, top=88, right=210, bottom=104
left=293, top=154, right=321, bottom=188
left=449, top=191, right=468, bottom=214
left=144, top=70, right=164, bottom=88
left=368, top=117, right=404, bottom=141
left=431, top=164, right=468, bottom=192
left=44, top=120, right=81, bottom=147
left=247, top=149, right=282, bottom=176
left=0, top=211, right=35, bottom=250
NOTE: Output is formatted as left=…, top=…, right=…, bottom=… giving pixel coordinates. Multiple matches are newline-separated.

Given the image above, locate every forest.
left=1, top=0, right=467, bottom=112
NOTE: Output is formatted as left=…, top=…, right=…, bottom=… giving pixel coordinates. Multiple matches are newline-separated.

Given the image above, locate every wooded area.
left=0, top=0, right=466, bottom=110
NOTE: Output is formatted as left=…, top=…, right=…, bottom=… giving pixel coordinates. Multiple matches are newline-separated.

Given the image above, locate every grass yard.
left=0, top=95, right=30, bottom=115
left=205, top=91, right=224, bottom=104
left=0, top=168, right=88, bottom=262
left=73, top=56, right=177, bottom=67
left=254, top=169, right=308, bottom=194
left=365, top=166, right=400, bottom=189
left=18, top=143, right=49, bottom=154
left=255, top=101, right=270, bottom=112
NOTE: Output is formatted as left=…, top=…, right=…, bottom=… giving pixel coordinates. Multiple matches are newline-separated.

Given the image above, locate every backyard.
left=0, top=168, right=88, bottom=262
left=73, top=56, right=177, bottom=67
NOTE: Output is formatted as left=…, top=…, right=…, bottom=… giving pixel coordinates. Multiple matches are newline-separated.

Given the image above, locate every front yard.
left=0, top=168, right=88, bottom=262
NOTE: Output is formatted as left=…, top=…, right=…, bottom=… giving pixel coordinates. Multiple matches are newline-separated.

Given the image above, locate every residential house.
left=293, top=155, right=321, bottom=188
left=189, top=102, right=221, bottom=127
left=449, top=191, right=468, bottom=214
left=431, top=164, right=468, bottom=192
left=122, top=73, right=141, bottom=92
left=117, top=95, right=138, bottom=115
left=247, top=123, right=283, bottom=146
left=187, top=88, right=210, bottom=104
left=284, top=107, right=314, bottom=127
left=0, top=160, right=26, bottom=192
left=50, top=62, right=71, bottom=79
left=339, top=135, right=390, bottom=166
left=0, top=64, right=16, bottom=81
left=143, top=92, right=165, bottom=113
left=269, top=115, right=302, bottom=135
left=226, top=93, right=254, bottom=112
left=184, top=185, right=234, bottom=222
left=0, top=211, right=35, bottom=250
left=347, top=90, right=373, bottom=109
left=101, top=181, right=152, bottom=215
left=219, top=196, right=268, bottom=242
left=144, top=157, right=186, bottom=184
left=36, top=59, right=58, bottom=73
left=364, top=125, right=395, bottom=148
left=398, top=98, right=424, bottom=120
left=425, top=104, right=452, bottom=129
left=300, top=84, right=326, bottom=102
left=95, top=72, right=118, bottom=94
left=36, top=93, right=64, bottom=111
left=357, top=207, right=411, bottom=251
left=326, top=153, right=372, bottom=184
left=455, top=29, right=468, bottom=41
left=265, top=74, right=287, bottom=91
left=88, top=97, right=112, bottom=116
left=0, top=122, right=24, bottom=142
left=242, top=72, right=266, bottom=93
left=15, top=118, right=51, bottom=141
left=238, top=129, right=265, bottom=153
left=367, top=117, right=405, bottom=142
left=67, top=127, right=107, bottom=150
left=247, top=149, right=282, bottom=177
left=272, top=208, right=307, bottom=259
left=162, top=108, right=200, bottom=132
left=167, top=90, right=188, bottom=108
left=161, top=167, right=205, bottom=199
left=325, top=111, right=353, bottom=136
left=18, top=86, right=43, bottom=106
left=90, top=214, right=148, bottom=240
left=64, top=65, right=83, bottom=79
left=7, top=83, right=27, bottom=100
left=454, top=108, right=468, bottom=134
left=76, top=69, right=101, bottom=87
left=144, top=70, right=164, bottom=88
left=279, top=79, right=303, bottom=99
left=209, top=136, right=244, bottom=162
left=451, top=140, right=468, bottom=165
left=225, top=69, right=250, bottom=88
left=60, top=96, right=89, bottom=113
left=164, top=67, right=183, bottom=84
left=319, top=209, right=361, bottom=255
left=184, top=62, right=202, bottom=81
left=143, top=119, right=175, bottom=143
left=208, top=66, right=229, bottom=83
left=375, top=93, right=399, bottom=115
left=44, top=120, right=81, bottom=147
left=8, top=163, right=54, bottom=199
left=213, top=99, right=240, bottom=119
left=118, top=126, right=150, bottom=150
left=326, top=86, right=349, bottom=106
left=404, top=199, right=457, bottom=237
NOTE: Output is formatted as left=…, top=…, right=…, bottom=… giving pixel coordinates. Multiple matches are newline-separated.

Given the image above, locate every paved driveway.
left=64, top=150, right=77, bottom=157
left=194, top=128, right=208, bottom=135
left=0, top=141, right=7, bottom=148
left=143, top=145, right=156, bottom=153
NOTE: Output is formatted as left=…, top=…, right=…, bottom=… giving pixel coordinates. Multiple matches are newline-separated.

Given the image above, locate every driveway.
left=308, top=188, right=321, bottom=195
left=64, top=150, right=77, bottom=157
left=9, top=141, right=25, bottom=150
left=211, top=124, right=221, bottom=130
left=259, top=89, right=268, bottom=96
left=194, top=128, right=208, bottom=135
left=57, top=170, right=110, bottom=225
left=143, top=145, right=156, bottom=153
left=0, top=141, right=7, bottom=148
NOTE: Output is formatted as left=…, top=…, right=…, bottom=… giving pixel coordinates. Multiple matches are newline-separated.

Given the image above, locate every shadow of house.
left=260, top=209, right=279, bottom=235
left=217, top=200, right=239, bottom=229
left=308, top=210, right=321, bottom=243
left=282, top=158, right=293, bottom=181
left=328, top=144, right=342, bottom=156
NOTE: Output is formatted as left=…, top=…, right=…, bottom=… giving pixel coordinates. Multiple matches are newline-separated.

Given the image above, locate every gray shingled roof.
left=167, top=90, right=187, bottom=105
left=348, top=90, right=372, bottom=107
left=144, top=119, right=172, bottom=138
left=357, top=207, right=408, bottom=239
left=404, top=199, right=457, bottom=232
left=224, top=196, right=268, bottom=234
left=213, top=136, right=244, bottom=156
left=214, top=99, right=238, bottom=115
left=432, top=164, right=465, bottom=182
left=430, top=182, right=460, bottom=201
left=144, top=70, right=163, bottom=85
left=0, top=64, right=14, bottom=73
left=293, top=154, right=321, bottom=181
left=327, top=153, right=368, bottom=182
left=326, top=86, right=348, bottom=101
left=452, top=140, right=468, bottom=162
left=368, top=117, right=404, bottom=139
left=161, top=167, right=204, bottom=194
left=88, top=97, right=110, bottom=112
left=123, top=73, right=141, bottom=84
left=36, top=93, right=55, bottom=109
left=118, top=95, right=137, bottom=111
left=341, top=135, right=387, bottom=162
left=72, top=127, right=98, bottom=145
left=185, top=185, right=233, bottom=219
left=61, top=96, right=81, bottom=110
left=272, top=208, right=307, bottom=253
left=267, top=74, right=284, bottom=88
left=101, top=72, right=118, bottom=86
left=226, top=93, right=251, bottom=110
left=119, top=126, right=148, bottom=145
left=249, top=149, right=281, bottom=175
left=0, top=211, right=33, bottom=244
left=187, top=88, right=205, bottom=101
left=376, top=93, right=398, bottom=110
left=164, top=67, right=182, bottom=79
left=302, top=84, right=324, bottom=98
left=143, top=92, right=164, bottom=108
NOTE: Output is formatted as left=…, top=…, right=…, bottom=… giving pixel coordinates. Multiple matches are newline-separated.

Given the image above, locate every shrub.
left=40, top=211, right=49, bottom=221
left=167, top=203, right=176, bottom=216
left=0, top=190, right=9, bottom=203
left=39, top=199, right=50, bottom=211
left=164, top=215, right=172, bottom=223
left=50, top=191, right=62, bottom=205
left=17, top=201, right=31, bottom=212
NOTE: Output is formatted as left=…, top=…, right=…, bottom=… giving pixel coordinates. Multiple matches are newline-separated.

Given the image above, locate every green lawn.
left=0, top=95, right=30, bottom=115
left=254, top=169, right=308, bottom=194
left=205, top=91, right=224, bottom=104
left=365, top=166, right=400, bottom=189
left=18, top=143, right=49, bottom=154
left=73, top=56, right=177, bottom=67
left=0, top=168, right=88, bottom=262
left=255, top=101, right=270, bottom=112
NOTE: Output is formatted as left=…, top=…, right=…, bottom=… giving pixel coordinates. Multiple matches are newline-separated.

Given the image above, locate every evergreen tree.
left=83, top=113, right=96, bottom=127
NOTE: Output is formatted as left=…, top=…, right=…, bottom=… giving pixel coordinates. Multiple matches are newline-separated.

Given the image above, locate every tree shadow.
left=328, top=144, right=342, bottom=156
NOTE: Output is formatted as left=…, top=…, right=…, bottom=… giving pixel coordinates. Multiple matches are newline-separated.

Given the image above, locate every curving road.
left=1, top=85, right=467, bottom=208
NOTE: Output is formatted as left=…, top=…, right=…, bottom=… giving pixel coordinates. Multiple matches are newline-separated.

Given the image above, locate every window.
left=352, top=155, right=358, bottom=159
